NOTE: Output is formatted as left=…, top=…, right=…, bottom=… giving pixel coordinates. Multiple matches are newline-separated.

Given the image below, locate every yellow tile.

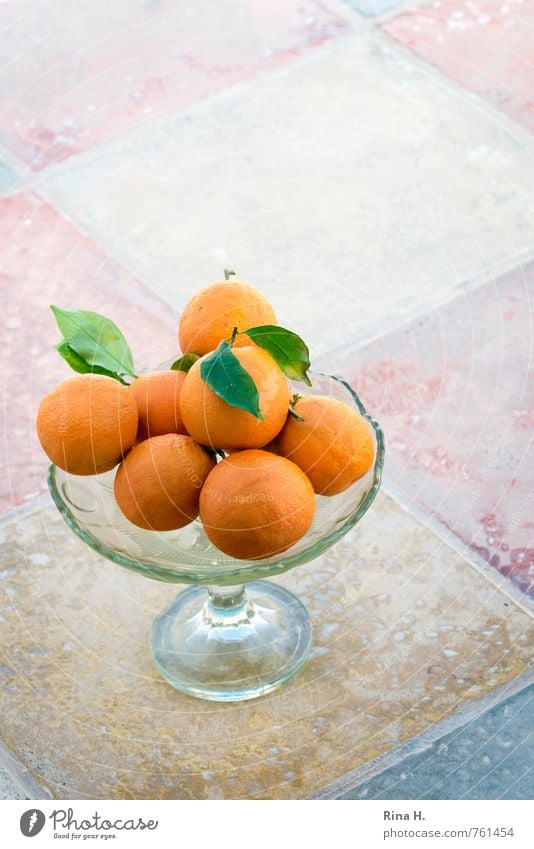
left=0, top=493, right=531, bottom=799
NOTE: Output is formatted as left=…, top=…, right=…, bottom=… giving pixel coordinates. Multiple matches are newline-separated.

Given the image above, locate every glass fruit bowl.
left=48, top=372, right=384, bottom=702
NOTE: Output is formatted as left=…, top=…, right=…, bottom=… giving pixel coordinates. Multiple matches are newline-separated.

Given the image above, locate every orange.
left=114, top=434, right=215, bottom=531
left=200, top=449, right=315, bottom=560
left=275, top=395, right=374, bottom=496
left=129, top=370, right=187, bottom=441
left=179, top=279, right=276, bottom=356
left=36, top=374, right=138, bottom=476
left=180, top=345, right=289, bottom=450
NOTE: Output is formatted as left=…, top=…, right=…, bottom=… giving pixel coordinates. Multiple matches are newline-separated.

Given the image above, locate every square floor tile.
left=0, top=191, right=177, bottom=514
left=384, top=0, right=534, bottom=133
left=0, top=0, right=349, bottom=170
left=324, top=264, right=534, bottom=597
left=41, top=31, right=534, bottom=355
left=0, top=494, right=531, bottom=798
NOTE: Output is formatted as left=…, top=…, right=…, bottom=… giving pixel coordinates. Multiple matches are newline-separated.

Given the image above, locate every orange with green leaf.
left=36, top=273, right=375, bottom=556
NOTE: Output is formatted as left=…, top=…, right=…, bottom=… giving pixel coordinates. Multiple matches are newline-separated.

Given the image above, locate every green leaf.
left=55, top=340, right=126, bottom=383
left=244, top=325, right=312, bottom=386
left=171, top=353, right=200, bottom=373
left=51, top=306, right=136, bottom=378
left=200, top=341, right=263, bottom=420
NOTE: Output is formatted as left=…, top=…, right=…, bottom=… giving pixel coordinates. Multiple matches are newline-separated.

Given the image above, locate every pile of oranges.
left=37, top=275, right=375, bottom=561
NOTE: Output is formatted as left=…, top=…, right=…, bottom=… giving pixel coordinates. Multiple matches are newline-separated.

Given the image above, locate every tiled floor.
left=1, top=0, right=533, bottom=800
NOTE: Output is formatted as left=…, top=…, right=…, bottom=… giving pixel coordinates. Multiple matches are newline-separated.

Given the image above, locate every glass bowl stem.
left=150, top=579, right=313, bottom=701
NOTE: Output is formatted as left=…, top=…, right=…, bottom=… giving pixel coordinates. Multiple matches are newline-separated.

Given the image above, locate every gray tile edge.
left=0, top=739, right=53, bottom=800
left=310, top=664, right=534, bottom=799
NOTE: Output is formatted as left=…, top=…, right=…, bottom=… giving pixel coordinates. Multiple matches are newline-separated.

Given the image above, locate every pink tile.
left=0, top=191, right=178, bottom=513
left=384, top=0, right=534, bottom=132
left=0, top=0, right=349, bottom=171
left=325, top=265, right=534, bottom=597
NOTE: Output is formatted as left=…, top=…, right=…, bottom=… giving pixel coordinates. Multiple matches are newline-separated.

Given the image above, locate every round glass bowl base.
left=151, top=580, right=312, bottom=702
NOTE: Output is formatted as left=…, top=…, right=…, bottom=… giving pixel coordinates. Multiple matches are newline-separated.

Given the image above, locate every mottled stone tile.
left=0, top=494, right=531, bottom=799
left=338, top=682, right=534, bottom=799
left=0, top=191, right=177, bottom=514
left=41, top=31, right=534, bottom=354
left=384, top=0, right=534, bottom=133
left=0, top=0, right=349, bottom=170
left=324, top=264, right=534, bottom=597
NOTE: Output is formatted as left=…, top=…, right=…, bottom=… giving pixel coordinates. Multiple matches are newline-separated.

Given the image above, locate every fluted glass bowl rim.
left=47, top=373, right=385, bottom=586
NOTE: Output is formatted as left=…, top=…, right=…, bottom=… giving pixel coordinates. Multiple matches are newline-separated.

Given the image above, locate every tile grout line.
left=311, top=665, right=534, bottom=799
left=375, top=17, right=534, bottom=155
left=382, top=481, right=534, bottom=618
left=318, top=242, right=534, bottom=367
